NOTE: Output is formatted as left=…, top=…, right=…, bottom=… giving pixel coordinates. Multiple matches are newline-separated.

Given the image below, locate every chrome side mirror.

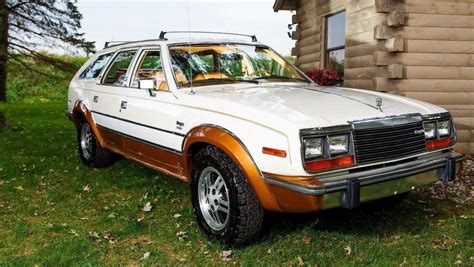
left=139, top=79, right=157, bottom=97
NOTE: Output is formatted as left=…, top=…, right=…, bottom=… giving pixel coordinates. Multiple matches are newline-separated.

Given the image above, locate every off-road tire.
left=77, top=122, right=116, bottom=168
left=191, top=145, right=264, bottom=246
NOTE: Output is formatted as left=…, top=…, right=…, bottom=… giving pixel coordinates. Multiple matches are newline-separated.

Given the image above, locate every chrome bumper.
left=265, top=151, right=464, bottom=209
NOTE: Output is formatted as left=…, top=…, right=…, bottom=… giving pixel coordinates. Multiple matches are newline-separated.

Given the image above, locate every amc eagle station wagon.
left=67, top=31, right=464, bottom=245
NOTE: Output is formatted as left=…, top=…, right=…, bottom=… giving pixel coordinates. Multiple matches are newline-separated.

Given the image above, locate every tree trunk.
left=0, top=0, right=8, bottom=131
left=0, top=0, right=8, bottom=103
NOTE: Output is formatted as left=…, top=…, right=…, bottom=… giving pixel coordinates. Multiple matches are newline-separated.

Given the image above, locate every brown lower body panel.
left=99, top=126, right=187, bottom=182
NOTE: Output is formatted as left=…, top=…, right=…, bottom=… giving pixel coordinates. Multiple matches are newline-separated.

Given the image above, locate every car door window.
left=132, top=50, right=168, bottom=90
left=79, top=52, right=113, bottom=80
left=102, top=50, right=137, bottom=86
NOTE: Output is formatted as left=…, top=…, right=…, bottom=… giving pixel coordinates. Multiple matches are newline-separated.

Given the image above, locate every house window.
left=325, top=11, right=346, bottom=78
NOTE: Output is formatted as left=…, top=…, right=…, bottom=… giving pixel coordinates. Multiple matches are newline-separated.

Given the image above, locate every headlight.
left=329, top=134, right=349, bottom=155
left=304, top=138, right=323, bottom=159
left=423, top=122, right=436, bottom=139
left=437, top=120, right=450, bottom=137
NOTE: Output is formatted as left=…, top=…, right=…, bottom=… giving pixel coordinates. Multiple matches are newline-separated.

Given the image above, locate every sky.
left=77, top=0, right=296, bottom=55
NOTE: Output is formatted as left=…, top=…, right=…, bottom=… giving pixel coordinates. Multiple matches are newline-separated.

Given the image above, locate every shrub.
left=305, top=69, right=339, bottom=86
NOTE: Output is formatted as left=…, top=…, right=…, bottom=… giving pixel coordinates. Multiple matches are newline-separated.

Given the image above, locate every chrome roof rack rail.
left=103, top=39, right=162, bottom=49
left=159, top=31, right=258, bottom=42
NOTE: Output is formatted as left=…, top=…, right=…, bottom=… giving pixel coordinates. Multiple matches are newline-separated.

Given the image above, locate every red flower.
left=305, top=69, right=339, bottom=86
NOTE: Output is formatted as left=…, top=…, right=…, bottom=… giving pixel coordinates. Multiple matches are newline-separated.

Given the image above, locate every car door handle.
left=93, top=96, right=99, bottom=103
left=120, top=101, right=127, bottom=109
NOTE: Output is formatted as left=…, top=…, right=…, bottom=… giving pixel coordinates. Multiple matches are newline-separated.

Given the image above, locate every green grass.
left=0, top=102, right=473, bottom=265
left=6, top=54, right=87, bottom=103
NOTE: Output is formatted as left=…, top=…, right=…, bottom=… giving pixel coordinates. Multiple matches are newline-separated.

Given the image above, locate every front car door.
left=114, top=47, right=184, bottom=176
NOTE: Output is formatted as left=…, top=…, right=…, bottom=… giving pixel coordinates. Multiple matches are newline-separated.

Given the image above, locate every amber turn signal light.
left=426, top=137, right=452, bottom=150
left=305, top=156, right=354, bottom=171
left=262, top=147, right=287, bottom=158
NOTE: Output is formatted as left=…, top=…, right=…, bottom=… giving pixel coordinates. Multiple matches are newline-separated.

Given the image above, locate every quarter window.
left=102, top=50, right=137, bottom=86
left=325, top=11, right=346, bottom=78
left=79, top=53, right=113, bottom=80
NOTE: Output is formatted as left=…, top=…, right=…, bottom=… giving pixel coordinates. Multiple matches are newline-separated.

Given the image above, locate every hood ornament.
left=376, top=97, right=383, bottom=112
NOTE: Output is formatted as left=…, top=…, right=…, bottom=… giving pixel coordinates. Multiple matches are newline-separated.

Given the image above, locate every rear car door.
left=90, top=49, right=139, bottom=150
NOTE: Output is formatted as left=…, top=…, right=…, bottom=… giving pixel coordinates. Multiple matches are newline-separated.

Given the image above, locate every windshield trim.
left=166, top=42, right=313, bottom=89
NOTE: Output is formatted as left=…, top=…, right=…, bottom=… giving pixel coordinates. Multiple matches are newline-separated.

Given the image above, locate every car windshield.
left=169, top=43, right=309, bottom=88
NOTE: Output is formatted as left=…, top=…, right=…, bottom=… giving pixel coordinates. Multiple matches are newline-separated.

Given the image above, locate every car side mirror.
left=139, top=79, right=157, bottom=97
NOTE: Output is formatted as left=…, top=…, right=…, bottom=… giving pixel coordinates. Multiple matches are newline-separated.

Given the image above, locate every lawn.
left=0, top=102, right=472, bottom=265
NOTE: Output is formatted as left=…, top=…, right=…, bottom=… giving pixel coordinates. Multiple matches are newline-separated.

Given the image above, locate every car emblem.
left=376, top=98, right=383, bottom=111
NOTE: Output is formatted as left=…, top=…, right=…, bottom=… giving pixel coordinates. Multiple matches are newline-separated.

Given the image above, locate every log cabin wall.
left=372, top=0, right=474, bottom=154
left=277, top=0, right=473, bottom=154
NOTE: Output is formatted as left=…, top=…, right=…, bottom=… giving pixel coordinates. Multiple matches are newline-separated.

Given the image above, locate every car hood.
left=180, top=83, right=446, bottom=130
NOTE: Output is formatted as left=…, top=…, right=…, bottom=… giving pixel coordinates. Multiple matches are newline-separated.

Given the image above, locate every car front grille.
left=353, top=121, right=427, bottom=164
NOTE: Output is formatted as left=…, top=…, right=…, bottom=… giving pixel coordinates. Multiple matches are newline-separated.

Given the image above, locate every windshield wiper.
left=253, top=75, right=310, bottom=83
left=187, top=78, right=259, bottom=85
left=219, top=78, right=259, bottom=84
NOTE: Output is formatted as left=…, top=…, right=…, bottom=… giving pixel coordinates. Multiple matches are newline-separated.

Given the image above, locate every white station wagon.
left=67, top=31, right=464, bottom=245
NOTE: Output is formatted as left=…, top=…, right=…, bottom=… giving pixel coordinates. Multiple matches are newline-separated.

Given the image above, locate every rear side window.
left=79, top=53, right=113, bottom=80
left=102, top=50, right=137, bottom=86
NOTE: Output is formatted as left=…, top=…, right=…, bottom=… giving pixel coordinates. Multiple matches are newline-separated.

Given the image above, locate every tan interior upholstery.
left=193, top=72, right=229, bottom=81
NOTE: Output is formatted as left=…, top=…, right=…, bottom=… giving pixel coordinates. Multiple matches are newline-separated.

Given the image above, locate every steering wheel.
left=248, top=70, right=270, bottom=77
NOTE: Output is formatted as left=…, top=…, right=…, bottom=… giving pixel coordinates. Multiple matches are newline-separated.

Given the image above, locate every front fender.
left=182, top=125, right=281, bottom=211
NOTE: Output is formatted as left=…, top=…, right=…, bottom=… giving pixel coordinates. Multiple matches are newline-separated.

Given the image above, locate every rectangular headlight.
left=329, top=134, right=349, bottom=155
left=304, top=138, right=323, bottom=159
left=423, top=122, right=436, bottom=139
left=437, top=120, right=450, bottom=137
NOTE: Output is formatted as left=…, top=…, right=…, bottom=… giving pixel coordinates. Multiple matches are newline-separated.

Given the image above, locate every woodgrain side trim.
left=98, top=126, right=186, bottom=181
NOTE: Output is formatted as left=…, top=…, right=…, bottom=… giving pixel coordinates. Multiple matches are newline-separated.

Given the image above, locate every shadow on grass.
left=260, top=194, right=445, bottom=241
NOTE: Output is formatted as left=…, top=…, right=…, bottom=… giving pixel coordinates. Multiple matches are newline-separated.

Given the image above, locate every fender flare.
left=71, top=101, right=106, bottom=147
left=182, top=125, right=281, bottom=211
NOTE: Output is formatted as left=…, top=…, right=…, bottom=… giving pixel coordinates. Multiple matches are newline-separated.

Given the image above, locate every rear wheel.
left=77, top=122, right=116, bottom=168
left=191, top=146, right=264, bottom=246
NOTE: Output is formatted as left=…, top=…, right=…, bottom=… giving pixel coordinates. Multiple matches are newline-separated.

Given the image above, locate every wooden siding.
left=372, top=0, right=474, bottom=154
left=286, top=0, right=474, bottom=154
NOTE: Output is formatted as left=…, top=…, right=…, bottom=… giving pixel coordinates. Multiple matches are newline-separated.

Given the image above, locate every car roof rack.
left=103, top=39, right=162, bottom=49
left=104, top=41, right=129, bottom=49
left=159, top=31, right=258, bottom=42
left=103, top=31, right=258, bottom=49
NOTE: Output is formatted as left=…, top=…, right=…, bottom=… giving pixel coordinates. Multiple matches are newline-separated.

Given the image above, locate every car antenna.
left=187, top=0, right=195, bottom=95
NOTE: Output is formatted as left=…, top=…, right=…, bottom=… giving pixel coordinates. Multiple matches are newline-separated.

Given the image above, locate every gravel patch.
left=419, top=155, right=473, bottom=204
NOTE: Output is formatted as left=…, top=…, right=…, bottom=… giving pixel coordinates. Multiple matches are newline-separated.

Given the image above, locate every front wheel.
left=191, top=146, right=264, bottom=246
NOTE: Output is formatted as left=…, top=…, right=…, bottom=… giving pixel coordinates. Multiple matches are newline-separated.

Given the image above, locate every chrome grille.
left=353, top=121, right=427, bottom=163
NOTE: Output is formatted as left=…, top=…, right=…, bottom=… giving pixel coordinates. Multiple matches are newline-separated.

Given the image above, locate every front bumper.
left=264, top=151, right=464, bottom=211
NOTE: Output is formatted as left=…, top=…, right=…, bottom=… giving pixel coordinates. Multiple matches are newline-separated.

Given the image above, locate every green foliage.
left=0, top=102, right=472, bottom=265
left=6, top=54, right=86, bottom=103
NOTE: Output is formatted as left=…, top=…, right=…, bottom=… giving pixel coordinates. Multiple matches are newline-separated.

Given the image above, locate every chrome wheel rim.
left=80, top=123, right=93, bottom=160
left=198, top=166, right=230, bottom=231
